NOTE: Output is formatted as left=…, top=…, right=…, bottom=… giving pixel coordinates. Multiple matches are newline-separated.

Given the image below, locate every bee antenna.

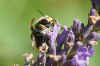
left=37, top=10, right=45, bottom=16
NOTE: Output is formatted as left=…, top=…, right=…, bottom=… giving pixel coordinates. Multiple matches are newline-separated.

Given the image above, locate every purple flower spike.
left=70, top=46, right=91, bottom=66
left=90, top=8, right=96, bottom=16
left=88, top=32, right=100, bottom=41
left=73, top=19, right=80, bottom=30
left=88, top=46, right=95, bottom=57
left=64, top=29, right=75, bottom=46
left=73, top=19, right=81, bottom=32
left=57, top=25, right=68, bottom=50
left=74, top=19, right=80, bottom=24
left=91, top=32, right=100, bottom=40
left=48, top=24, right=61, bottom=55
left=83, top=24, right=94, bottom=39
left=83, top=8, right=97, bottom=39
left=78, top=47, right=88, bottom=53
left=24, top=53, right=33, bottom=66
left=72, top=19, right=83, bottom=37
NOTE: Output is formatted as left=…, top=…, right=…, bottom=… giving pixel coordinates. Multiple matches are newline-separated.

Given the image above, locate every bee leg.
left=30, top=33, right=36, bottom=48
left=38, top=44, right=49, bottom=53
left=32, top=39, right=36, bottom=48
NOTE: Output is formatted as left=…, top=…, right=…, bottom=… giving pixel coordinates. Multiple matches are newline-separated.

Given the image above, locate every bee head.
left=34, top=16, right=58, bottom=35
left=37, top=16, right=57, bottom=24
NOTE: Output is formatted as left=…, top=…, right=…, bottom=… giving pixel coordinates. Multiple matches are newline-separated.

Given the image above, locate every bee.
left=30, top=16, right=57, bottom=52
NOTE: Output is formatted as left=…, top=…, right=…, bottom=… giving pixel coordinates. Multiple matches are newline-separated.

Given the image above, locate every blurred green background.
left=0, top=0, right=100, bottom=66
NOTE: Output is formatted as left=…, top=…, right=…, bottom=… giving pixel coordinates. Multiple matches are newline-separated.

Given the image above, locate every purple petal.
left=92, top=32, right=100, bottom=40
left=65, top=29, right=75, bottom=43
left=73, top=19, right=82, bottom=34
left=78, top=47, right=88, bottom=53
left=47, top=24, right=61, bottom=55
left=88, top=32, right=100, bottom=40
left=88, top=46, right=95, bottom=57
left=90, top=8, right=96, bottom=16
left=83, top=24, right=94, bottom=39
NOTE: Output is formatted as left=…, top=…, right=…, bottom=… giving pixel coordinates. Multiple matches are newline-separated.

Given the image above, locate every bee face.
left=35, top=16, right=57, bottom=34
left=37, top=16, right=57, bottom=25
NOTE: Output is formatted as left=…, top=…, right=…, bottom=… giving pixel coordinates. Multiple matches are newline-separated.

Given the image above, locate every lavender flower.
left=92, top=32, right=100, bottom=40
left=83, top=9, right=97, bottom=39
left=90, top=8, right=96, bottom=16
left=24, top=53, right=33, bottom=66
left=37, top=52, right=46, bottom=66
left=56, top=25, right=68, bottom=50
left=72, top=19, right=82, bottom=34
left=64, top=29, right=75, bottom=57
left=47, top=24, right=61, bottom=55
left=87, top=32, right=100, bottom=41
left=60, top=29, right=75, bottom=65
left=70, top=46, right=95, bottom=66
left=64, top=29, right=75, bottom=45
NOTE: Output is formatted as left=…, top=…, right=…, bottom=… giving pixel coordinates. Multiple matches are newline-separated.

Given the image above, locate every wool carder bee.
left=30, top=16, right=57, bottom=52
